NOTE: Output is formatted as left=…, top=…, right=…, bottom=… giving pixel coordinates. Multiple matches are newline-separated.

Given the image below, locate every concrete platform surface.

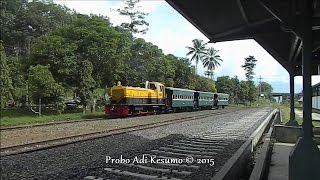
left=268, top=142, right=320, bottom=180
left=295, top=108, right=320, bottom=121
left=268, top=143, right=294, bottom=180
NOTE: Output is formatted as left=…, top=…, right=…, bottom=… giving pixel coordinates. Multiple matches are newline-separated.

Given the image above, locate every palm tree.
left=204, top=70, right=214, bottom=79
left=204, top=70, right=211, bottom=78
left=202, top=47, right=223, bottom=72
left=186, top=39, right=208, bottom=74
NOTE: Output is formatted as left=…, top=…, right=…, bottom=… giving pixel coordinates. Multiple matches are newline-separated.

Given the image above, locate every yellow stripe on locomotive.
left=110, top=81, right=166, bottom=105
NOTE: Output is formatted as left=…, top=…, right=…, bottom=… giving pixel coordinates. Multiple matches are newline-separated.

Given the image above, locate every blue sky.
left=54, top=0, right=320, bottom=93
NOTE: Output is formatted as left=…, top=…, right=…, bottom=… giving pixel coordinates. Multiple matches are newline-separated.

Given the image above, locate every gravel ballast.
left=0, top=107, right=273, bottom=180
left=1, top=109, right=237, bottom=148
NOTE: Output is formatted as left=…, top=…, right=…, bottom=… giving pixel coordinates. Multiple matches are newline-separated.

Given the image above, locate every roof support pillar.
left=286, top=73, right=298, bottom=126
left=289, top=0, right=320, bottom=180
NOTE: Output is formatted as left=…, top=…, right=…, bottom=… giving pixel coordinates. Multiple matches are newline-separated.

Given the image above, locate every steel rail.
left=0, top=108, right=240, bottom=131
left=0, top=108, right=242, bottom=157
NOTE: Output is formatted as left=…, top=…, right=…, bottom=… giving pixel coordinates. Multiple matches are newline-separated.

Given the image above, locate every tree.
left=117, top=0, right=149, bottom=35
left=6, top=55, right=27, bottom=106
left=186, top=39, right=207, bottom=74
left=30, top=14, right=131, bottom=88
left=194, top=76, right=216, bottom=92
left=76, top=60, right=95, bottom=115
left=202, top=47, right=222, bottom=75
left=242, top=55, right=257, bottom=81
left=1, top=0, right=72, bottom=55
left=230, top=76, right=240, bottom=104
left=172, top=56, right=194, bottom=89
left=259, top=82, right=273, bottom=100
left=216, top=76, right=233, bottom=94
left=247, top=80, right=258, bottom=105
left=204, top=70, right=214, bottom=79
left=0, top=43, right=14, bottom=108
left=238, top=80, right=249, bottom=105
left=28, top=65, right=65, bottom=115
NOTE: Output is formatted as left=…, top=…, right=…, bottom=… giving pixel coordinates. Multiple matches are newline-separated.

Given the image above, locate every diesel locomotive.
left=105, top=81, right=229, bottom=117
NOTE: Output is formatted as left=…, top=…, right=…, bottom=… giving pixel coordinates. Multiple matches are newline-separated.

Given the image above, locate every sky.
left=54, top=0, right=320, bottom=93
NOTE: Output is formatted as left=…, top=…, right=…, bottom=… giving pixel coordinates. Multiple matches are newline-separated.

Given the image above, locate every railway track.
left=83, top=108, right=274, bottom=180
left=0, top=108, right=240, bottom=132
left=0, top=108, right=241, bottom=157
left=0, top=117, right=109, bottom=131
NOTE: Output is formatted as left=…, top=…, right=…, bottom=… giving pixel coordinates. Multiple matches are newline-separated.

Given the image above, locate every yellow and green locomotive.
left=105, top=81, right=166, bottom=117
left=105, top=81, right=229, bottom=117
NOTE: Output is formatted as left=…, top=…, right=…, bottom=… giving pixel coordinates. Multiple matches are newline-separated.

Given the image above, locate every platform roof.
left=166, top=0, right=320, bottom=76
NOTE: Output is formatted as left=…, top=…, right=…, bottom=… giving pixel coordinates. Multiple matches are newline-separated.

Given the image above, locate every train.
left=105, top=81, right=229, bottom=117
left=312, top=82, right=320, bottom=111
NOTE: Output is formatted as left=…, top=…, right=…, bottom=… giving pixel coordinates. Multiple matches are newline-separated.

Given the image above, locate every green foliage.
left=204, top=70, right=214, bottom=79
left=259, top=81, right=273, bottom=99
left=202, top=47, right=222, bottom=72
left=1, top=0, right=73, bottom=56
left=194, top=76, right=216, bottom=92
left=28, top=65, right=65, bottom=113
left=230, top=76, right=240, bottom=104
left=247, top=80, right=258, bottom=105
left=76, top=60, right=95, bottom=114
left=1, top=0, right=228, bottom=117
left=6, top=56, right=27, bottom=104
left=117, top=0, right=149, bottom=35
left=0, top=108, right=105, bottom=126
left=0, top=43, right=14, bottom=108
left=186, top=39, right=208, bottom=74
left=31, top=14, right=131, bottom=87
left=238, top=81, right=249, bottom=104
left=216, top=76, right=233, bottom=94
left=216, top=76, right=242, bottom=103
left=30, top=35, right=78, bottom=87
left=171, top=57, right=193, bottom=88
left=242, top=55, right=257, bottom=81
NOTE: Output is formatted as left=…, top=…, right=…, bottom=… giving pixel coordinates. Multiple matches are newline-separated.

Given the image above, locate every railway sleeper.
left=166, top=144, right=223, bottom=152
left=197, top=134, right=234, bottom=138
left=178, top=140, right=230, bottom=146
left=105, top=159, right=193, bottom=178
left=184, top=137, right=227, bottom=143
left=142, top=154, right=201, bottom=170
left=202, top=135, right=240, bottom=140
left=83, top=176, right=104, bottom=180
left=150, top=149, right=213, bottom=159
left=158, top=147, right=217, bottom=156
left=104, top=167, right=182, bottom=180
left=120, top=163, right=192, bottom=176
left=173, top=142, right=225, bottom=149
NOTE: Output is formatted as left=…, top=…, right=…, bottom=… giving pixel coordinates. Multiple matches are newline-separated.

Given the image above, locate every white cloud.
left=54, top=0, right=110, bottom=16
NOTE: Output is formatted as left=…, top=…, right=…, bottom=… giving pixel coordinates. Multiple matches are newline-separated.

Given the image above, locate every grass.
left=0, top=108, right=105, bottom=127
left=2, top=103, right=319, bottom=127
left=252, top=102, right=320, bottom=127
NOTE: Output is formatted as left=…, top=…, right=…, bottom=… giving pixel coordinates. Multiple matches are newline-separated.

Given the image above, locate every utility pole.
left=259, top=75, right=263, bottom=101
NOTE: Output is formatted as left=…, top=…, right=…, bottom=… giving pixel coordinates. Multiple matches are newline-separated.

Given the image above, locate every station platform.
left=267, top=142, right=320, bottom=180
left=267, top=143, right=294, bottom=180
left=295, top=108, right=320, bottom=121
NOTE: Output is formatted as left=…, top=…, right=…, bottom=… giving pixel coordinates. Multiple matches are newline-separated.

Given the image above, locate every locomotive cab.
left=146, top=81, right=166, bottom=104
